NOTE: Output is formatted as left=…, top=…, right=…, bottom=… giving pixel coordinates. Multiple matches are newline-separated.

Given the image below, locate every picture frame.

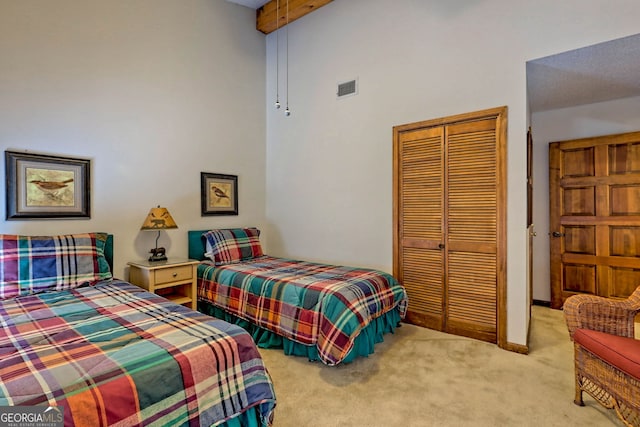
left=200, top=172, right=238, bottom=216
left=5, top=151, right=90, bottom=220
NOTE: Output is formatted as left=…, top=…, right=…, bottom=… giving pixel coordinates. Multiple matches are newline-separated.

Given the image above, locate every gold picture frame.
left=200, top=172, right=238, bottom=216
left=5, top=151, right=90, bottom=219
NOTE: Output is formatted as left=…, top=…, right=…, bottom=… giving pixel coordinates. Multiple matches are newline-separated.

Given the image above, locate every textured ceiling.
left=226, top=0, right=268, bottom=9
left=527, top=33, right=640, bottom=113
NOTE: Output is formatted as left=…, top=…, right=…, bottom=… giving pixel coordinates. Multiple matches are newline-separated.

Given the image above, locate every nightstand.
left=127, top=259, right=200, bottom=310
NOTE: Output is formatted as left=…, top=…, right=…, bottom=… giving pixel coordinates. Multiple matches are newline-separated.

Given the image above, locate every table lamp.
left=140, top=205, right=178, bottom=262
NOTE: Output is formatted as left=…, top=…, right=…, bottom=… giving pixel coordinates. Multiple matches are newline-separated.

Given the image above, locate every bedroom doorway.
left=393, top=106, right=507, bottom=348
left=527, top=32, right=640, bottom=307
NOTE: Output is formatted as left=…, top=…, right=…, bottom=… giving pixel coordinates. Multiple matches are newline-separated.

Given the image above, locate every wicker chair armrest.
left=564, top=293, right=640, bottom=340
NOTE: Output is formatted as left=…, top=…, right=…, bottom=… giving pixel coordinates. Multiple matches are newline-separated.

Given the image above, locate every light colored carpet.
left=258, top=305, right=621, bottom=426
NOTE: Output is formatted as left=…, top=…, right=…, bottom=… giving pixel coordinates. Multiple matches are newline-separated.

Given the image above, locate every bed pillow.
left=0, top=232, right=113, bottom=299
left=203, top=227, right=264, bottom=266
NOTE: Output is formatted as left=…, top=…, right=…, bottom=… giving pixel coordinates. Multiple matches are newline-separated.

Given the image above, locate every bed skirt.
left=198, top=300, right=402, bottom=364
left=224, top=406, right=270, bottom=427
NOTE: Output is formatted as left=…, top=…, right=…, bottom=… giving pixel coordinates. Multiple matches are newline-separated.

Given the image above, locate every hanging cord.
left=274, top=0, right=280, bottom=109
left=284, top=0, right=291, bottom=116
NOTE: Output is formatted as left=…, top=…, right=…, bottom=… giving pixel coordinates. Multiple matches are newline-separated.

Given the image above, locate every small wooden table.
left=127, top=258, right=199, bottom=310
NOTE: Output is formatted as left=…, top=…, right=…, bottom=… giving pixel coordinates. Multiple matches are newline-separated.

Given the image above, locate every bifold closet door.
left=394, top=107, right=506, bottom=345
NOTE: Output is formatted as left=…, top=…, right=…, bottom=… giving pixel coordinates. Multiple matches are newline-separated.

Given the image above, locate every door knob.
left=438, top=243, right=445, bottom=249
left=552, top=231, right=564, bottom=237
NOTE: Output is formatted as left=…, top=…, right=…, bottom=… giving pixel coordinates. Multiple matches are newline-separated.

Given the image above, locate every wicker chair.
left=564, top=287, right=640, bottom=427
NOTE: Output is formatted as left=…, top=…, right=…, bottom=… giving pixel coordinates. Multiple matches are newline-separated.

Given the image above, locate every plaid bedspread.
left=198, top=256, right=408, bottom=365
left=0, top=280, right=276, bottom=427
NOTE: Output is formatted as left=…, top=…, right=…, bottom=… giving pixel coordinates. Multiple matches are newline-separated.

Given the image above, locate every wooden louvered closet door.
left=393, top=107, right=507, bottom=346
left=395, top=126, right=445, bottom=330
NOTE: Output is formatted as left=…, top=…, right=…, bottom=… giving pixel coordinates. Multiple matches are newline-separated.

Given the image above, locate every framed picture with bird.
left=200, top=172, right=238, bottom=216
left=5, top=150, right=90, bottom=219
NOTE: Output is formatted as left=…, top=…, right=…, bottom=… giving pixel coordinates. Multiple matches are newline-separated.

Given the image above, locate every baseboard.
left=532, top=299, right=551, bottom=307
left=503, top=341, right=529, bottom=355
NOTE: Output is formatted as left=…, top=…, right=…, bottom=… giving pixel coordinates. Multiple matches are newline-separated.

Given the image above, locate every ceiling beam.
left=256, top=0, right=333, bottom=34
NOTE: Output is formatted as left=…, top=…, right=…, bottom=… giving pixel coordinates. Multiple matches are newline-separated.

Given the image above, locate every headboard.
left=188, top=230, right=209, bottom=261
left=105, top=234, right=114, bottom=273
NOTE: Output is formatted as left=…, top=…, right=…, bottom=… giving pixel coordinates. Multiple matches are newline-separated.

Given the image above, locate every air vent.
left=337, top=78, right=358, bottom=99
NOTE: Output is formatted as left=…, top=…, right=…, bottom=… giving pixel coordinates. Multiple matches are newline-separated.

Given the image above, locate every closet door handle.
left=438, top=243, right=445, bottom=250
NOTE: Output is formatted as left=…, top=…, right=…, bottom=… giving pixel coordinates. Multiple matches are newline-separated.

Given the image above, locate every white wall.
left=2, top=0, right=640, bottom=348
left=531, top=96, right=640, bottom=302
left=264, top=0, right=640, bottom=346
left=0, top=0, right=266, bottom=278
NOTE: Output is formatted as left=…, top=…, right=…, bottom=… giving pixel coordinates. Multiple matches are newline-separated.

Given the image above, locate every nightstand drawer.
left=155, top=265, right=193, bottom=284
left=127, top=259, right=199, bottom=310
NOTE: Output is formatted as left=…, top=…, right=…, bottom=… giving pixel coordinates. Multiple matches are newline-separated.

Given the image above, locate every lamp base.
left=148, top=247, right=167, bottom=262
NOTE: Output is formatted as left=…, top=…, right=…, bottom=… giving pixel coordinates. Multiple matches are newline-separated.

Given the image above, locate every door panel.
left=563, top=147, right=595, bottom=177
left=610, top=185, right=640, bottom=215
left=549, top=131, right=640, bottom=308
left=563, top=187, right=595, bottom=216
left=397, top=126, right=445, bottom=329
left=610, top=226, right=640, bottom=256
left=446, top=119, right=498, bottom=341
left=609, top=267, right=640, bottom=297
left=402, top=247, right=443, bottom=329
left=563, top=263, right=596, bottom=293
left=609, top=142, right=640, bottom=173
left=564, top=226, right=595, bottom=254
left=447, top=251, right=497, bottom=342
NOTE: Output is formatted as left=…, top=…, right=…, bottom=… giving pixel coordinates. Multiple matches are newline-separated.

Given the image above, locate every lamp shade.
left=140, top=206, right=178, bottom=230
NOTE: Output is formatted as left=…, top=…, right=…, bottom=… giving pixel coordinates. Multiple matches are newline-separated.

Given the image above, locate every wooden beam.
left=256, top=0, right=333, bottom=34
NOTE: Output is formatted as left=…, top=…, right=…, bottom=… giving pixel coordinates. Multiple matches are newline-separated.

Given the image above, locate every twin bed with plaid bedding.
left=198, top=256, right=408, bottom=366
left=0, top=280, right=276, bottom=426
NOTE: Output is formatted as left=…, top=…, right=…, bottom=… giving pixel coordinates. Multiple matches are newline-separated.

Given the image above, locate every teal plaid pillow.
left=0, top=232, right=113, bottom=299
left=203, top=228, right=264, bottom=266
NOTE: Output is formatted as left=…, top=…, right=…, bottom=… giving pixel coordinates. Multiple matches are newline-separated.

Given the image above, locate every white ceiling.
left=225, top=0, right=640, bottom=114
left=226, top=0, right=269, bottom=9
left=527, top=33, right=640, bottom=112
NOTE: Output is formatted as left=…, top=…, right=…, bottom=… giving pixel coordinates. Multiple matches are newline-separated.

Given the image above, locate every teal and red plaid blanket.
left=198, top=256, right=408, bottom=365
left=0, top=280, right=276, bottom=426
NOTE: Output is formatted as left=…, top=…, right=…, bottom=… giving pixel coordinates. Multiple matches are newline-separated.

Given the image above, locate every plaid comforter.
left=198, top=256, right=407, bottom=366
left=0, top=280, right=276, bottom=427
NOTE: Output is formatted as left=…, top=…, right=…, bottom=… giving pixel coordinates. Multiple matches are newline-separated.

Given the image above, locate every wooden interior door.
left=394, top=107, right=507, bottom=346
left=527, top=127, right=534, bottom=315
left=549, top=131, right=640, bottom=309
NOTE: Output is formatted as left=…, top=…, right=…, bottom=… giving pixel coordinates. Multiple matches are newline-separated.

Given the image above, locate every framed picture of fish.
left=5, top=151, right=90, bottom=219
left=200, top=172, right=238, bottom=216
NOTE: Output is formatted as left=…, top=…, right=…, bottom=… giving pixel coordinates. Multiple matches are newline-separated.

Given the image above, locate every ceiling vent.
left=337, top=78, right=358, bottom=99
